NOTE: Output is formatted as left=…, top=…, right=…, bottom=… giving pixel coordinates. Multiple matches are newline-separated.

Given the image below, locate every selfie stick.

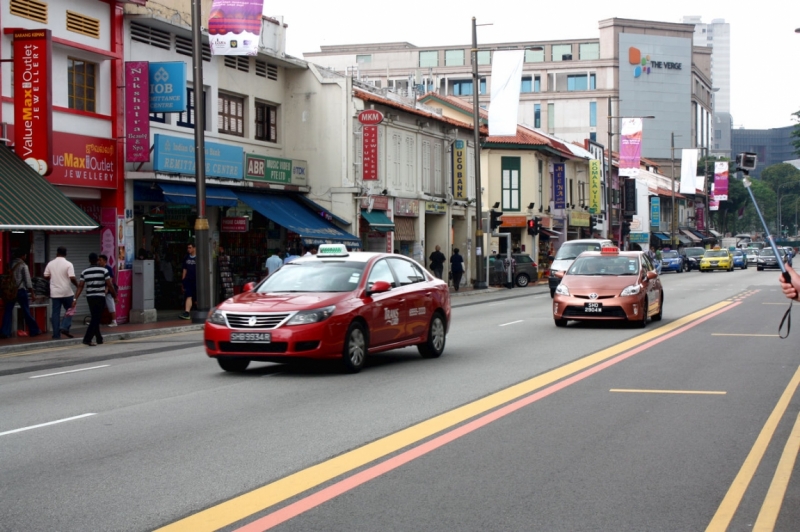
left=741, top=174, right=791, bottom=283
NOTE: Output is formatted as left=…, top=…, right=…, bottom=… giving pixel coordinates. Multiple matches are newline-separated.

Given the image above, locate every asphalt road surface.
left=2, top=267, right=799, bottom=532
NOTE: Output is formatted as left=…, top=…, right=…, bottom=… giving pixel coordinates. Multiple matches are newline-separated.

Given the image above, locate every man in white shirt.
left=44, top=246, right=78, bottom=339
left=265, top=249, right=283, bottom=276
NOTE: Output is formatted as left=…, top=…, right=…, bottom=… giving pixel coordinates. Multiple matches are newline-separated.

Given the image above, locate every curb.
left=0, top=324, right=204, bottom=356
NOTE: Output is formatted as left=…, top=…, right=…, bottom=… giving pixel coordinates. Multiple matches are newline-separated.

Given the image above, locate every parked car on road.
left=489, top=253, right=538, bottom=287
left=683, top=247, right=706, bottom=271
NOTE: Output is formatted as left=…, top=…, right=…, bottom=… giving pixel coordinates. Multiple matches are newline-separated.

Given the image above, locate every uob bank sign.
left=149, top=62, right=187, bottom=113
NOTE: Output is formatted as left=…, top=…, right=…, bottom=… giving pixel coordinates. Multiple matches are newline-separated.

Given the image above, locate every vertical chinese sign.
left=453, top=139, right=466, bottom=199
left=619, top=118, right=642, bottom=178
left=13, top=29, right=52, bottom=176
left=589, top=159, right=601, bottom=214
left=358, top=110, right=383, bottom=181
left=553, top=163, right=566, bottom=209
left=125, top=62, right=150, bottom=162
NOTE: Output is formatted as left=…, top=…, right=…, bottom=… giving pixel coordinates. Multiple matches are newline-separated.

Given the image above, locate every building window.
left=452, top=79, right=473, bottom=96
left=534, top=75, right=541, bottom=93
left=521, top=76, right=532, bottom=93
left=525, top=48, right=544, bottom=63
left=356, top=54, right=371, bottom=64
left=477, top=50, right=491, bottom=65
left=567, top=74, right=589, bottom=91
left=501, top=157, right=521, bottom=211
left=67, top=58, right=96, bottom=112
left=255, top=102, right=277, bottom=142
left=590, top=74, right=596, bottom=90
left=445, top=49, right=464, bottom=66
left=419, top=51, right=438, bottom=68
left=219, top=93, right=244, bottom=136
left=534, top=104, right=541, bottom=128
left=177, top=88, right=205, bottom=129
left=547, top=103, right=555, bottom=131
left=589, top=102, right=596, bottom=127
left=150, top=112, right=166, bottom=123
left=590, top=132, right=597, bottom=142
left=579, top=43, right=600, bottom=60
left=480, top=78, right=486, bottom=95
left=552, top=44, right=572, bottom=61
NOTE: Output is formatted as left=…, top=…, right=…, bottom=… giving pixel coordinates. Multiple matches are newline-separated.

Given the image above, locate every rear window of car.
left=555, top=242, right=604, bottom=260
left=257, top=261, right=366, bottom=293
left=662, top=251, right=679, bottom=258
left=568, top=256, right=639, bottom=275
left=684, top=248, right=705, bottom=257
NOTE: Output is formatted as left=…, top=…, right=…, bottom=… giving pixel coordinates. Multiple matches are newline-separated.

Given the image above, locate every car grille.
left=574, top=295, right=616, bottom=300
left=225, top=313, right=291, bottom=329
left=563, top=306, right=627, bottom=318
left=218, top=342, right=288, bottom=353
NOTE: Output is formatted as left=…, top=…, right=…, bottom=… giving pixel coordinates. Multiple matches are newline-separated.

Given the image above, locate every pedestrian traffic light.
left=490, top=210, right=503, bottom=231
left=621, top=220, right=631, bottom=237
left=527, top=218, right=539, bottom=236
left=589, top=215, right=597, bottom=228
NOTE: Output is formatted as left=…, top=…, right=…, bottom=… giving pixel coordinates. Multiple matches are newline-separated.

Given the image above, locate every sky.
left=267, top=0, right=800, bottom=131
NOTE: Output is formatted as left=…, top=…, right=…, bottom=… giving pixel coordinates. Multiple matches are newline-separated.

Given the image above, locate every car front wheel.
left=418, top=312, right=446, bottom=358
left=342, top=322, right=368, bottom=373
left=217, top=357, right=250, bottom=373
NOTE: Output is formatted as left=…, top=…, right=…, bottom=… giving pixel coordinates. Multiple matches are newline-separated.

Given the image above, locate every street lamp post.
left=470, top=17, right=486, bottom=289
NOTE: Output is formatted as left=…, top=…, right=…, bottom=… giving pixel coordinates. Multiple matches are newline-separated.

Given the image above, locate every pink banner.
left=709, top=183, right=719, bottom=211
left=116, top=270, right=132, bottom=325
left=695, top=203, right=705, bottom=230
left=362, top=125, right=378, bottom=180
left=714, top=161, right=729, bottom=201
left=618, top=118, right=642, bottom=177
left=208, top=0, right=264, bottom=56
left=125, top=62, right=150, bottom=163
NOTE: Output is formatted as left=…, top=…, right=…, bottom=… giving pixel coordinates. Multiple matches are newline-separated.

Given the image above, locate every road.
left=1, top=267, right=799, bottom=531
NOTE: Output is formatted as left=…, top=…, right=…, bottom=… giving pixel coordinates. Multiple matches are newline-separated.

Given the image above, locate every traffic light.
left=527, top=217, right=540, bottom=236
left=621, top=220, right=631, bottom=237
left=589, top=215, right=597, bottom=229
left=490, top=210, right=503, bottom=231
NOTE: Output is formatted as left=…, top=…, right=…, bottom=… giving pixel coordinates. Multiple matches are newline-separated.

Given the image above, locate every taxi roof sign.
left=600, top=246, right=620, bottom=255
left=317, top=244, right=349, bottom=257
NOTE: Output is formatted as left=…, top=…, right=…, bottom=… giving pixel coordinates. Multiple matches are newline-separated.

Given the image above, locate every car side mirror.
left=646, top=271, right=658, bottom=280
left=367, top=280, right=392, bottom=295
left=243, top=282, right=256, bottom=292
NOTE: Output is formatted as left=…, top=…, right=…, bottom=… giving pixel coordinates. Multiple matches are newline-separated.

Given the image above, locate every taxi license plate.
left=230, top=332, right=271, bottom=343
left=710, top=261, right=718, bottom=266
left=584, top=302, right=602, bottom=313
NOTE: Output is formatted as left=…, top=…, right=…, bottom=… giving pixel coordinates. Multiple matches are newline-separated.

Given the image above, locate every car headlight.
left=207, top=308, right=227, bottom=326
left=621, top=284, right=641, bottom=296
left=286, top=305, right=336, bottom=326
left=555, top=284, right=570, bottom=296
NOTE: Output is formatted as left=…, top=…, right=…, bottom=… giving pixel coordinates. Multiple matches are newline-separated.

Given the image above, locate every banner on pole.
left=679, top=149, right=698, bottom=194
left=488, top=50, right=524, bottom=137
left=553, top=163, right=566, bottom=209
left=619, top=118, right=642, bottom=177
left=589, top=159, right=601, bottom=214
left=208, top=0, right=265, bottom=56
left=714, top=161, right=729, bottom=201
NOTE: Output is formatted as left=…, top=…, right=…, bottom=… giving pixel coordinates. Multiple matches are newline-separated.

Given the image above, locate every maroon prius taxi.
left=552, top=246, right=664, bottom=328
left=204, top=244, right=451, bottom=373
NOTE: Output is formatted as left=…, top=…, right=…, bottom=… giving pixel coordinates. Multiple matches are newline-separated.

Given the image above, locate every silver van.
left=548, top=238, right=614, bottom=298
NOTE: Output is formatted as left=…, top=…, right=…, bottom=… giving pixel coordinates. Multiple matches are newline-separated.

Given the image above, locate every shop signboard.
left=292, top=160, right=308, bottom=186
left=629, top=232, right=650, bottom=243
left=589, top=159, right=601, bottom=214
left=208, top=0, right=265, bottom=56
left=553, top=163, right=566, bottom=209
left=125, top=62, right=150, bottom=163
left=153, top=134, right=243, bottom=179
left=13, top=29, right=52, bottom=176
left=452, top=139, right=466, bottom=199
left=361, top=196, right=389, bottom=211
left=695, top=202, right=705, bottom=230
left=394, top=198, right=419, bottom=217
left=501, top=215, right=527, bottom=228
left=362, top=125, right=379, bottom=181
left=245, top=154, right=307, bottom=186
left=221, top=217, right=249, bottom=232
left=650, top=197, right=661, bottom=226
left=165, top=205, right=192, bottom=228
left=36, top=131, right=117, bottom=188
left=570, top=211, right=591, bottom=227
left=425, top=202, right=447, bottom=214
left=149, top=62, right=186, bottom=113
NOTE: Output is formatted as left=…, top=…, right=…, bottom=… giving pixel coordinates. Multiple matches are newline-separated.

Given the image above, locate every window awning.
left=236, top=192, right=361, bottom=246
left=680, top=228, right=701, bottom=243
left=708, top=229, right=722, bottom=237
left=652, top=232, right=671, bottom=241
left=540, top=228, right=562, bottom=238
left=361, top=209, right=395, bottom=232
left=393, top=217, right=416, bottom=241
left=295, top=194, right=351, bottom=226
left=687, top=228, right=713, bottom=242
left=158, top=182, right=239, bottom=207
left=0, top=144, right=98, bottom=231
left=676, top=234, right=692, bottom=245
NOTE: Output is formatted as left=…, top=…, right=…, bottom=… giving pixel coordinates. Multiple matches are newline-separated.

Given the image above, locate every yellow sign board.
left=589, top=159, right=602, bottom=214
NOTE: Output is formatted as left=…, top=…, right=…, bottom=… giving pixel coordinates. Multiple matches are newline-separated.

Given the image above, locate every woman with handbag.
left=1, top=249, right=41, bottom=338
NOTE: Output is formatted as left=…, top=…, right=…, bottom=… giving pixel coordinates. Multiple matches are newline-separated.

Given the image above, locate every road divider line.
left=29, top=365, right=110, bottom=379
left=156, top=300, right=737, bottom=532
left=498, top=320, right=524, bottom=327
left=753, top=412, right=800, bottom=531
left=610, top=389, right=726, bottom=395
left=706, top=365, right=800, bottom=532
left=0, top=413, right=96, bottom=437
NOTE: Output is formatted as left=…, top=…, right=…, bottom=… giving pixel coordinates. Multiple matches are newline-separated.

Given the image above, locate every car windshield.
left=746, top=249, right=759, bottom=255
left=760, top=249, right=776, bottom=257
left=555, top=242, right=603, bottom=260
left=568, top=256, right=639, bottom=276
left=685, top=248, right=705, bottom=257
left=256, top=261, right=366, bottom=293
left=733, top=250, right=743, bottom=257
left=662, top=251, right=679, bottom=259
left=704, top=251, right=728, bottom=258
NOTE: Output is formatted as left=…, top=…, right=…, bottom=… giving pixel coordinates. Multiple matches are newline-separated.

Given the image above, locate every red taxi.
left=204, top=244, right=451, bottom=373
left=552, top=246, right=663, bottom=328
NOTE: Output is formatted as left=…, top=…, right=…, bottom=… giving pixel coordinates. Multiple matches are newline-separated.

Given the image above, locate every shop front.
left=393, top=198, right=419, bottom=258
left=498, top=214, right=527, bottom=254
left=424, top=201, right=449, bottom=274
left=359, top=196, right=394, bottom=253
left=569, top=211, right=592, bottom=240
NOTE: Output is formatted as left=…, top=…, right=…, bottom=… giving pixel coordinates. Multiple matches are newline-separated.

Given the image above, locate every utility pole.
left=471, top=17, right=486, bottom=289
left=670, top=132, right=676, bottom=248
left=607, top=98, right=615, bottom=245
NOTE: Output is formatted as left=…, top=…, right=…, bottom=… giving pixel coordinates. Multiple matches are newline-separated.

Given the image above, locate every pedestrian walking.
left=265, top=248, right=283, bottom=276
left=180, top=243, right=197, bottom=320
left=72, top=253, right=116, bottom=347
left=44, top=246, right=77, bottom=339
left=98, top=254, right=117, bottom=327
left=429, top=245, right=446, bottom=279
left=450, top=248, right=464, bottom=291
left=1, top=249, right=41, bottom=338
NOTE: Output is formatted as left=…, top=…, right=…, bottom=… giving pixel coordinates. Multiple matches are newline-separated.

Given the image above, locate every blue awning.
left=158, top=182, right=239, bottom=207
left=652, top=232, right=671, bottom=241
left=236, top=192, right=361, bottom=246
left=295, top=195, right=351, bottom=226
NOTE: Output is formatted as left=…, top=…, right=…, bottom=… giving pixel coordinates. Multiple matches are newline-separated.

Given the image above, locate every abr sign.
left=358, top=110, right=384, bottom=125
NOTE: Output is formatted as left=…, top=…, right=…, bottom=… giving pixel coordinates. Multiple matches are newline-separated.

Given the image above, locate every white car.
left=745, top=248, right=760, bottom=264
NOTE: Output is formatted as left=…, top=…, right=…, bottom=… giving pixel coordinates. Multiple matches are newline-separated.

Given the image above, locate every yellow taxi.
left=699, top=248, right=734, bottom=272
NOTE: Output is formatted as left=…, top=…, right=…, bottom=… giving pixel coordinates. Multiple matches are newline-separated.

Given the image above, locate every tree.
left=792, top=110, right=800, bottom=158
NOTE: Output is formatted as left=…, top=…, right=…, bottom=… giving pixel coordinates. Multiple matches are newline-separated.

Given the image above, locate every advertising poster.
left=650, top=197, right=661, bottom=226
left=553, top=163, right=566, bottom=209
left=714, top=161, right=729, bottom=201
left=619, top=118, right=642, bottom=177
left=208, top=0, right=265, bottom=56
left=116, top=270, right=131, bottom=325
left=589, top=159, right=601, bottom=213
left=101, top=208, right=117, bottom=271
left=709, top=183, right=719, bottom=211
left=13, top=29, right=52, bottom=176
left=695, top=203, right=705, bottom=231
left=125, top=62, right=150, bottom=162
left=679, top=149, right=698, bottom=194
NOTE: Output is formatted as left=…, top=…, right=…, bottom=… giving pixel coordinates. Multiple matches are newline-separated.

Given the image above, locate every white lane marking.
left=499, top=320, right=524, bottom=327
left=29, top=365, right=110, bottom=379
left=0, top=413, right=96, bottom=437
left=487, top=302, right=503, bottom=306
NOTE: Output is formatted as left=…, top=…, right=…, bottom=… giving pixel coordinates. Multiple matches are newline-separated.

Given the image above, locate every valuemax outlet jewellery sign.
left=13, top=29, right=53, bottom=176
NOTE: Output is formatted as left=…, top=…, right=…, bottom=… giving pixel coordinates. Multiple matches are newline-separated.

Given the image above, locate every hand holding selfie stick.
left=738, top=152, right=792, bottom=337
